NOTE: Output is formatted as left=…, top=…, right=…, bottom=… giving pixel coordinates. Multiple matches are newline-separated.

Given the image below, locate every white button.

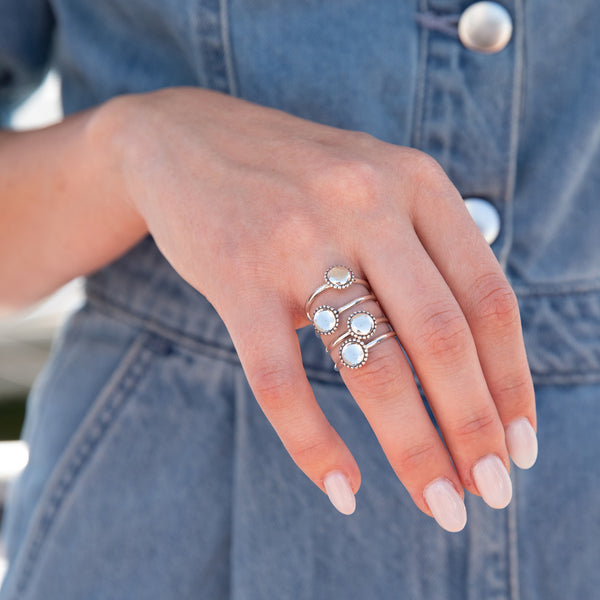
left=458, top=2, right=513, bottom=54
left=464, top=198, right=501, bottom=244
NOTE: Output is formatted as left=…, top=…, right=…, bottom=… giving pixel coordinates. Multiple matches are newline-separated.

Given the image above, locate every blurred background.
left=0, top=73, right=83, bottom=582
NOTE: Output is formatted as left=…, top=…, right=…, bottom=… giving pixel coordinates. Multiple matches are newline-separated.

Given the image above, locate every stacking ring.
left=312, top=295, right=375, bottom=335
left=305, top=265, right=370, bottom=320
left=337, top=331, right=398, bottom=369
left=326, top=312, right=390, bottom=352
left=305, top=265, right=399, bottom=369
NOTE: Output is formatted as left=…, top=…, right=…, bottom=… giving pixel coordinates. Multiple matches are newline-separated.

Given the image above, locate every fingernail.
left=423, top=478, right=467, bottom=532
left=506, top=418, right=538, bottom=469
left=324, top=471, right=356, bottom=515
left=472, top=454, right=512, bottom=509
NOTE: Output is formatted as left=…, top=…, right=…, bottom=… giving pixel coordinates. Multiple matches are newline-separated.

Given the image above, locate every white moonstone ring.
left=312, top=295, right=375, bottom=335
left=338, top=331, right=398, bottom=369
left=306, top=265, right=398, bottom=369
left=326, top=312, right=389, bottom=353
left=305, top=266, right=370, bottom=320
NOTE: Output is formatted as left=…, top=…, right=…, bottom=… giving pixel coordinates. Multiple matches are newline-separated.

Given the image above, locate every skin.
left=0, top=87, right=536, bottom=519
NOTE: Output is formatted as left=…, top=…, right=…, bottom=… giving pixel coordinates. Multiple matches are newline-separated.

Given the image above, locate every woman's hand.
left=98, top=87, right=537, bottom=531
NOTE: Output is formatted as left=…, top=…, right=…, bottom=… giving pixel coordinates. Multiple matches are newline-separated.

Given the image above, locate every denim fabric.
left=0, top=0, right=54, bottom=124
left=1, top=0, right=600, bottom=598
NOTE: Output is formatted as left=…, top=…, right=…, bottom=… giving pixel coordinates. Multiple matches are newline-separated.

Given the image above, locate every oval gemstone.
left=313, top=307, right=337, bottom=334
left=340, top=341, right=366, bottom=368
left=326, top=266, right=352, bottom=288
left=349, top=312, right=375, bottom=337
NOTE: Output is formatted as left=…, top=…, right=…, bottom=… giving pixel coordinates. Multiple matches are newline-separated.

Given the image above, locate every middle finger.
left=309, top=279, right=467, bottom=532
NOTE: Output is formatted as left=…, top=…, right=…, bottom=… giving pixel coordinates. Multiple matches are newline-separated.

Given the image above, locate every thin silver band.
left=334, top=330, right=398, bottom=370
left=326, top=317, right=390, bottom=353
left=364, top=330, right=397, bottom=350
left=311, top=294, right=376, bottom=336
left=334, top=294, right=376, bottom=319
left=305, top=278, right=370, bottom=320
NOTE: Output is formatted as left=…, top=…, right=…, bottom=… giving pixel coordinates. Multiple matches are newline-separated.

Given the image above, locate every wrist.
left=84, top=93, right=150, bottom=233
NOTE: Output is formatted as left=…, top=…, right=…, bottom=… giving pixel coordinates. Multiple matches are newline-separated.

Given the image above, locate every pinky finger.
left=227, top=302, right=361, bottom=515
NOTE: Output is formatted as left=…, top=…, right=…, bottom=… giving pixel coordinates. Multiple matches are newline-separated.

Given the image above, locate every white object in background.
left=11, top=70, right=62, bottom=131
left=0, top=279, right=85, bottom=341
left=0, top=441, right=29, bottom=482
left=0, top=441, right=29, bottom=587
left=0, top=279, right=84, bottom=396
left=0, top=555, right=6, bottom=589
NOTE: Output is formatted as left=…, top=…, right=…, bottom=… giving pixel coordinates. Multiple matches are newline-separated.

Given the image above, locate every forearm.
left=0, top=104, right=147, bottom=313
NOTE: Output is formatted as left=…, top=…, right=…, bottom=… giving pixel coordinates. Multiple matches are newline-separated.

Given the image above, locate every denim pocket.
left=1, top=299, right=238, bottom=600
left=0, top=319, right=170, bottom=599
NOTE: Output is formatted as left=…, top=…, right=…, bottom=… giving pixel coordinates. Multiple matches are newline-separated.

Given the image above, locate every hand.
left=96, top=87, right=537, bottom=532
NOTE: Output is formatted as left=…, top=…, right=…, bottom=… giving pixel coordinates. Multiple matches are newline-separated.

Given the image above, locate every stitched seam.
left=531, top=369, right=600, bottom=376
left=498, top=0, right=524, bottom=271
left=86, top=293, right=344, bottom=385
left=12, top=333, right=158, bottom=598
left=219, top=0, right=238, bottom=97
left=185, top=0, right=203, bottom=86
left=531, top=372, right=600, bottom=386
left=88, top=291, right=240, bottom=364
left=87, top=292, right=600, bottom=382
left=514, top=282, right=600, bottom=297
left=410, top=0, right=430, bottom=149
left=507, top=470, right=521, bottom=600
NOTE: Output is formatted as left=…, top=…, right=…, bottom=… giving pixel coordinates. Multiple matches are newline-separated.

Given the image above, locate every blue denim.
left=1, top=0, right=600, bottom=598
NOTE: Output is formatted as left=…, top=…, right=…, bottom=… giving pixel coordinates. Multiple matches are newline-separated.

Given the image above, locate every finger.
left=225, top=298, right=361, bottom=515
left=323, top=294, right=468, bottom=532
left=412, top=183, right=537, bottom=469
left=364, top=228, right=513, bottom=509
left=307, top=279, right=467, bottom=531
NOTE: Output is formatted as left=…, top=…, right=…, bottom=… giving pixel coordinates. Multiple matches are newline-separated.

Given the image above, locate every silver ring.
left=326, top=312, right=389, bottom=352
left=305, top=265, right=370, bottom=321
left=312, top=294, right=375, bottom=336
left=336, top=331, right=398, bottom=370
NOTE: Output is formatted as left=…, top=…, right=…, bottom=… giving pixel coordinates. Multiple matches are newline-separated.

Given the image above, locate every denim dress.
left=1, top=1, right=599, bottom=598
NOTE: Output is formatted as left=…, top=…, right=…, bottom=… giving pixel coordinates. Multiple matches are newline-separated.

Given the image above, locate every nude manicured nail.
left=472, top=454, right=512, bottom=509
left=424, top=478, right=467, bottom=533
left=324, top=471, right=356, bottom=515
left=506, top=418, right=538, bottom=469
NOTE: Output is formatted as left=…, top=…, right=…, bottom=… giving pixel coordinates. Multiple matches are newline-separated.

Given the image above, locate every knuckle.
left=289, top=435, right=335, bottom=466
left=314, top=157, right=379, bottom=208
left=349, top=350, right=402, bottom=398
left=406, top=151, right=447, bottom=190
left=471, top=275, right=521, bottom=332
left=250, top=363, right=296, bottom=412
left=401, top=150, right=461, bottom=213
left=394, top=440, right=438, bottom=473
left=492, top=372, right=534, bottom=409
left=414, top=303, right=471, bottom=361
left=452, top=409, right=499, bottom=442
